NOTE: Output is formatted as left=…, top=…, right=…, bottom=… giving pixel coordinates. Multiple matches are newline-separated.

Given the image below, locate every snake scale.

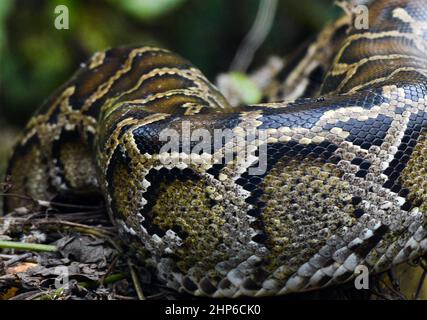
left=3, top=0, right=427, bottom=297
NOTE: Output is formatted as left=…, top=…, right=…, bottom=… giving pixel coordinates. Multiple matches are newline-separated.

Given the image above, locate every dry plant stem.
left=1, top=216, right=121, bottom=251
left=38, top=200, right=104, bottom=210
left=4, top=253, right=33, bottom=267
left=0, top=240, right=58, bottom=252
left=370, top=289, right=392, bottom=300
left=128, top=259, right=145, bottom=300
left=9, top=290, right=46, bottom=300
left=50, top=210, right=108, bottom=222
left=414, top=258, right=427, bottom=299
left=35, top=287, right=67, bottom=300
left=230, top=0, right=278, bottom=72
left=36, top=220, right=122, bottom=252
left=0, top=216, right=114, bottom=235
left=35, top=219, right=115, bottom=236
left=100, top=255, right=119, bottom=285
left=0, top=193, right=33, bottom=203
left=79, top=272, right=128, bottom=289
left=387, top=269, right=400, bottom=290
left=112, top=293, right=137, bottom=300
left=0, top=254, right=15, bottom=259
left=379, top=277, right=406, bottom=300
left=0, top=192, right=104, bottom=210
left=414, top=270, right=426, bottom=300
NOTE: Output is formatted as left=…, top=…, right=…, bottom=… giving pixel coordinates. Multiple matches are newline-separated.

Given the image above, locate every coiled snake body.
left=4, top=0, right=427, bottom=297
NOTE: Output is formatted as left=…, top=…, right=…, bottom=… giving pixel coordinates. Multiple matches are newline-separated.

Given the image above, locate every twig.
left=1, top=216, right=116, bottom=238
left=9, top=290, right=46, bottom=300
left=378, top=278, right=406, bottom=300
left=1, top=215, right=122, bottom=255
left=0, top=254, right=15, bottom=260
left=100, top=255, right=119, bottom=286
left=387, top=269, right=400, bottom=291
left=50, top=210, right=108, bottom=221
left=146, top=292, right=169, bottom=300
left=112, top=293, right=137, bottom=300
left=4, top=253, right=33, bottom=267
left=35, top=219, right=115, bottom=236
left=128, top=259, right=145, bottom=300
left=35, top=219, right=122, bottom=252
left=414, top=258, right=427, bottom=299
left=0, top=240, right=58, bottom=252
left=0, top=192, right=34, bottom=203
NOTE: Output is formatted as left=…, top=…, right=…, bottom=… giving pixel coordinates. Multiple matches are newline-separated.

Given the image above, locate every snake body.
left=4, top=0, right=427, bottom=297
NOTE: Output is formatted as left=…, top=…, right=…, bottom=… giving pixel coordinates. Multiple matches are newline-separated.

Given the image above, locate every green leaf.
left=229, top=72, right=262, bottom=105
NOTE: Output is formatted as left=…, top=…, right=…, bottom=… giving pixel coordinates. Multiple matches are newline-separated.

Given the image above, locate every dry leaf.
left=6, top=262, right=38, bottom=275
left=0, top=287, right=19, bottom=300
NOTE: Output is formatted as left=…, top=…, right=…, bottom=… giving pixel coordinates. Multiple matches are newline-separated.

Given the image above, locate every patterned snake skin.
left=4, top=0, right=427, bottom=297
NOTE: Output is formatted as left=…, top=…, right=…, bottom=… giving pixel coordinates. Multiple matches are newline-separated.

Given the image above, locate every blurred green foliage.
left=228, top=72, right=262, bottom=104
left=107, top=0, right=186, bottom=21
left=0, top=0, right=12, bottom=55
left=0, top=0, right=340, bottom=128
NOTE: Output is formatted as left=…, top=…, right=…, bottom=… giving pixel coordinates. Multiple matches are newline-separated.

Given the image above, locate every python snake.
left=3, top=0, right=427, bottom=297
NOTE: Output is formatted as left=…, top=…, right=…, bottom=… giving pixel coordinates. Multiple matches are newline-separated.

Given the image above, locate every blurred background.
left=0, top=0, right=340, bottom=175
left=0, top=0, right=426, bottom=299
